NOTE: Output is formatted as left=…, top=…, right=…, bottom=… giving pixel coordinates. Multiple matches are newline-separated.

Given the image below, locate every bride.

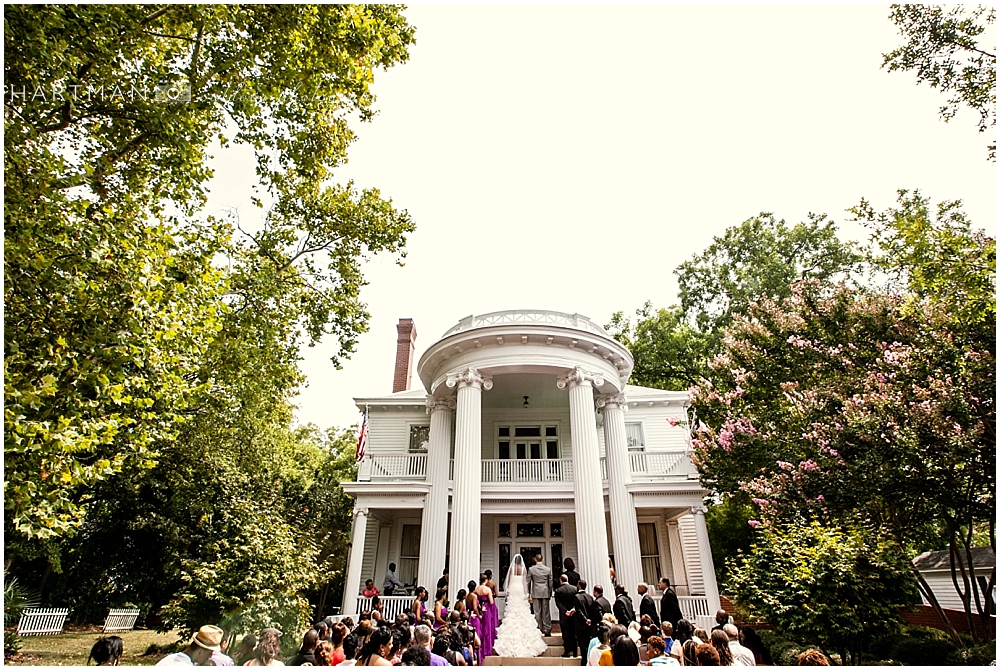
left=493, top=554, right=548, bottom=657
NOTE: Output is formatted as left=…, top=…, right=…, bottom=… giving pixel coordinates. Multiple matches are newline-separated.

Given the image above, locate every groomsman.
left=554, top=574, right=578, bottom=658
left=637, top=582, right=661, bottom=627
left=613, top=584, right=636, bottom=625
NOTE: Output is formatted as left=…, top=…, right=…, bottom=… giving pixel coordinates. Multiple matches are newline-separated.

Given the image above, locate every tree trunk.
left=37, top=560, right=52, bottom=601
left=912, top=565, right=964, bottom=647
left=949, top=533, right=980, bottom=644
left=316, top=582, right=330, bottom=622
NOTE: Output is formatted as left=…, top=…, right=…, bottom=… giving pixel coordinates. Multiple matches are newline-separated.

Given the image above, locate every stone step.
left=541, top=635, right=562, bottom=646
left=483, top=656, right=581, bottom=666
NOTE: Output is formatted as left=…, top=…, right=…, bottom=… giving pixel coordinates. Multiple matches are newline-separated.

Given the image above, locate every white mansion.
left=341, top=310, right=721, bottom=629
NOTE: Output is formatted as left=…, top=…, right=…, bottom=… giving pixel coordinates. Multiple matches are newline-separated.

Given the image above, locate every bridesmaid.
left=432, top=588, right=449, bottom=630
left=411, top=586, right=428, bottom=621
left=466, top=581, right=484, bottom=664
left=474, top=574, right=496, bottom=657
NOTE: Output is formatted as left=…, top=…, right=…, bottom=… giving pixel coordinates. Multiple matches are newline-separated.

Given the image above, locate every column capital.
left=596, top=393, right=627, bottom=412
left=691, top=505, right=708, bottom=516
left=556, top=366, right=605, bottom=390
left=425, top=395, right=457, bottom=414
left=355, top=507, right=370, bottom=518
left=446, top=367, right=493, bottom=391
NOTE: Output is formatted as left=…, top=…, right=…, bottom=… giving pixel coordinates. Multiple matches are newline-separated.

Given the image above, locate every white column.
left=598, top=393, right=643, bottom=594
left=342, top=506, right=369, bottom=616
left=558, top=366, right=612, bottom=592
left=446, top=367, right=492, bottom=604
left=692, top=506, right=721, bottom=613
left=418, top=396, right=455, bottom=590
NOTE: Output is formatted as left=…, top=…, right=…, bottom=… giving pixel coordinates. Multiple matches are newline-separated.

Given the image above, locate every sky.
left=201, top=4, right=996, bottom=432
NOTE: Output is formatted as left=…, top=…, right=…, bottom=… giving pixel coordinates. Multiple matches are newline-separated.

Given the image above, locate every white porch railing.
left=17, top=607, right=70, bottom=636
left=364, top=454, right=427, bottom=480
left=652, top=595, right=713, bottom=630
left=356, top=596, right=413, bottom=620
left=482, top=459, right=574, bottom=483
left=442, top=310, right=611, bottom=338
left=629, top=450, right=688, bottom=478
left=102, top=607, right=141, bottom=633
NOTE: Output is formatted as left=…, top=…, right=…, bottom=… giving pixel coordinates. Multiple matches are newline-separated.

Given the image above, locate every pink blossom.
left=799, top=459, right=819, bottom=472
left=748, top=520, right=762, bottom=528
left=816, top=495, right=824, bottom=501
left=777, top=461, right=793, bottom=471
left=751, top=498, right=770, bottom=506
left=666, top=417, right=680, bottom=427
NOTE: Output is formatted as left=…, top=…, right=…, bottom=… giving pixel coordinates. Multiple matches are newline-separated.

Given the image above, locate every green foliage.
left=676, top=212, right=861, bottom=336
left=704, top=494, right=755, bottom=587
left=5, top=4, right=415, bottom=540
left=883, top=4, right=996, bottom=159
left=728, top=520, right=916, bottom=665
left=947, top=641, right=997, bottom=665
left=871, top=626, right=957, bottom=666
left=606, top=303, right=711, bottom=390
left=3, top=574, right=40, bottom=627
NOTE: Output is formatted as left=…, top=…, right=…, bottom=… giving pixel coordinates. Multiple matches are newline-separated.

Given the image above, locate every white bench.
left=17, top=607, right=70, bottom=636
left=103, top=607, right=141, bottom=633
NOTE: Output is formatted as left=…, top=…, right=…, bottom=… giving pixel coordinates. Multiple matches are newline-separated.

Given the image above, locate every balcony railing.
left=360, top=451, right=691, bottom=483
left=629, top=450, right=690, bottom=478
left=482, top=458, right=574, bottom=483
left=363, top=454, right=427, bottom=480
left=442, top=309, right=612, bottom=338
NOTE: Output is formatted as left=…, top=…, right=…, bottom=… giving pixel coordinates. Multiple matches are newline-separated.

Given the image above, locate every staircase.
left=483, top=629, right=582, bottom=667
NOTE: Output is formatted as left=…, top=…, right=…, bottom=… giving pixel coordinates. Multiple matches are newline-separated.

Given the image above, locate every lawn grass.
left=6, top=625, right=183, bottom=666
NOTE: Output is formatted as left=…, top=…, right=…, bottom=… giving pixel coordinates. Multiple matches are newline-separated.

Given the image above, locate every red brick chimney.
left=392, top=318, right=417, bottom=393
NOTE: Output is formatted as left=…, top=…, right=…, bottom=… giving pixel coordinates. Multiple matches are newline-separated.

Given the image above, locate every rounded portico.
left=417, top=310, right=634, bottom=396
left=416, top=310, right=637, bottom=602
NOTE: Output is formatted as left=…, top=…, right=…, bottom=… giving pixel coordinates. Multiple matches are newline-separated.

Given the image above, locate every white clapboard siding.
left=18, top=608, right=70, bottom=636
left=359, top=521, right=381, bottom=593
left=103, top=607, right=141, bottom=633
left=639, top=410, right=690, bottom=451
left=677, top=515, right=704, bottom=595
left=367, top=412, right=420, bottom=452
left=921, top=573, right=986, bottom=611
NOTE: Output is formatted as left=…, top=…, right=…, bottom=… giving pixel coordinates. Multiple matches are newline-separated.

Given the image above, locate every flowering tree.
left=693, top=193, right=995, bottom=644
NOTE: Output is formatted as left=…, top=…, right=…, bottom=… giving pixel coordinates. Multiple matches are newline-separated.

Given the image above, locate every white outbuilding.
left=340, top=310, right=720, bottom=630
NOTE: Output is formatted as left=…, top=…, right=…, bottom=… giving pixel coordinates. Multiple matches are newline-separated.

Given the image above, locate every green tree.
left=883, top=4, right=997, bottom=159
left=728, top=520, right=916, bottom=665
left=609, top=213, right=860, bottom=395
left=4, top=4, right=415, bottom=539
left=676, top=213, right=861, bottom=336
left=691, top=193, right=995, bottom=643
left=606, top=303, right=711, bottom=390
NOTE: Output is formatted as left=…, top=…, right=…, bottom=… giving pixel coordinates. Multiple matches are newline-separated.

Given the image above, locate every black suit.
left=614, top=593, right=636, bottom=626
left=594, top=595, right=612, bottom=618
left=659, top=587, right=683, bottom=627
left=639, top=592, right=660, bottom=627
left=573, top=590, right=595, bottom=665
left=564, top=569, right=581, bottom=589
left=554, top=583, right=578, bottom=657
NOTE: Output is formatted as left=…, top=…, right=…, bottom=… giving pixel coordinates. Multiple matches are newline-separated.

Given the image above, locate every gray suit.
left=528, top=561, right=553, bottom=634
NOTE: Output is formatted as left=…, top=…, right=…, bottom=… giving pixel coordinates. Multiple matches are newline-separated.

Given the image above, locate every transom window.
left=497, top=425, right=559, bottom=460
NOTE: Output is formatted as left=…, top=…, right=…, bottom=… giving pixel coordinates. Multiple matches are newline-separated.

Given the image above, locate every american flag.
left=356, top=406, right=369, bottom=461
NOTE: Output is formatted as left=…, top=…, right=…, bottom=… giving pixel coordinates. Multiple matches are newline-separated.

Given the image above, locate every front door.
left=519, top=545, right=543, bottom=567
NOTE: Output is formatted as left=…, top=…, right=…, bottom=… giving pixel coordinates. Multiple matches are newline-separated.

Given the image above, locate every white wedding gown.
left=493, top=569, right=548, bottom=657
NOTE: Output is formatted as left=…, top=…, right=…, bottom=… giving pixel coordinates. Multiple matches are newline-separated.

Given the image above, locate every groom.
left=528, top=553, right=553, bottom=635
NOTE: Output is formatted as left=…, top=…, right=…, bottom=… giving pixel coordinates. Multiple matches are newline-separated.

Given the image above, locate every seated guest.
left=363, top=580, right=380, bottom=598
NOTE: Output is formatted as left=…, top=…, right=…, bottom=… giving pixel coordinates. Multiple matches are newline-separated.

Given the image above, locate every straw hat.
left=191, top=625, right=224, bottom=651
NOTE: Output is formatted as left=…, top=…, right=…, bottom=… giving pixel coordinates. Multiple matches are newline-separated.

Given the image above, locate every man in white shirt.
left=157, top=625, right=223, bottom=665
left=383, top=562, right=405, bottom=596
left=724, top=623, right=756, bottom=666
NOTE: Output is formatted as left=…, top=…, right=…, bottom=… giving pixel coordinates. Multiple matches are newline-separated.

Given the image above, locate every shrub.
left=947, top=642, right=996, bottom=666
